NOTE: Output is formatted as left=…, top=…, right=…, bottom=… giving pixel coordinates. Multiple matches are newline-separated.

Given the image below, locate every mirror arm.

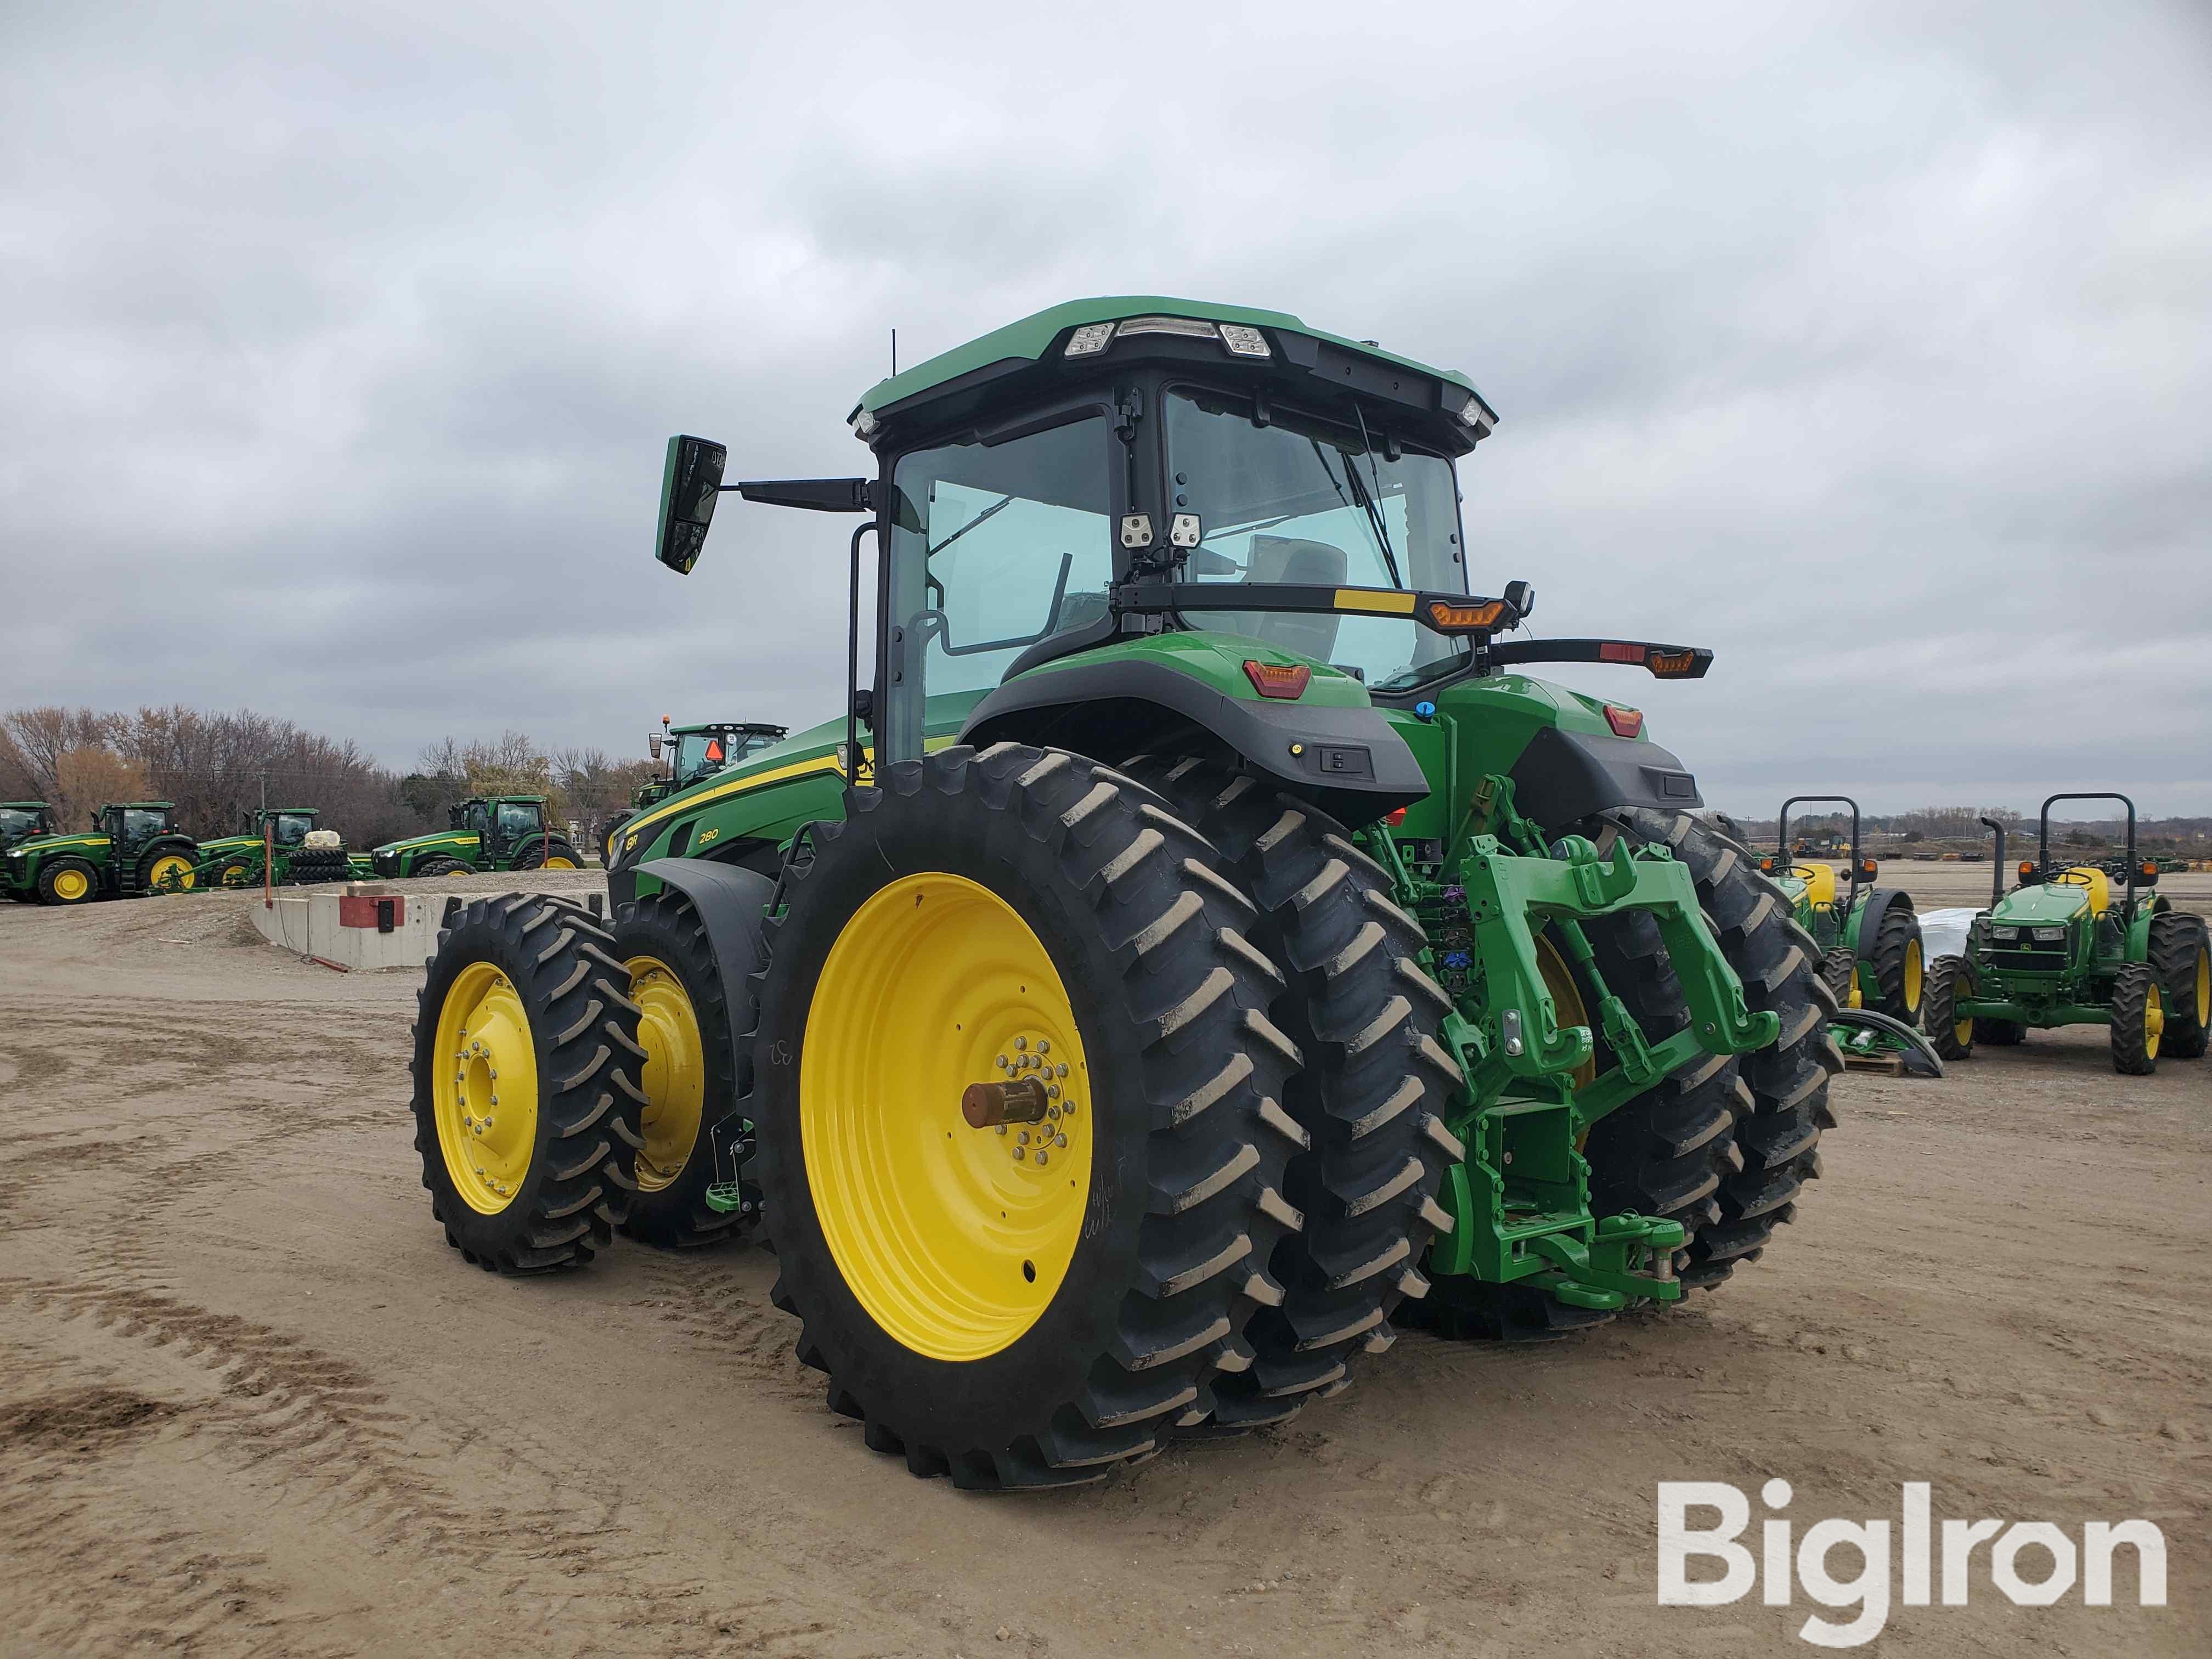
left=730, top=478, right=876, bottom=514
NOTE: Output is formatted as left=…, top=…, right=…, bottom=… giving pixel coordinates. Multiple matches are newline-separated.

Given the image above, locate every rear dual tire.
left=1123, top=754, right=1460, bottom=1419
left=751, top=744, right=1305, bottom=1488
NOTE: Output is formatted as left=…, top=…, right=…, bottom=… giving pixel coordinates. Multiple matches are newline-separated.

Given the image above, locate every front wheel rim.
left=149, top=854, right=194, bottom=891
left=801, top=872, right=1093, bottom=1362
left=542, top=856, right=577, bottom=871
left=1902, top=937, right=1923, bottom=1012
left=2143, top=983, right=2163, bottom=1057
left=431, top=962, right=541, bottom=1213
left=628, top=953, right=704, bottom=1193
left=54, top=868, right=89, bottom=901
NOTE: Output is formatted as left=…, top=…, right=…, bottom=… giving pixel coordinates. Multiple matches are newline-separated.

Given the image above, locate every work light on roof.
left=1113, top=315, right=1221, bottom=341
left=1063, top=321, right=1117, bottom=358
left=1216, top=323, right=1271, bottom=358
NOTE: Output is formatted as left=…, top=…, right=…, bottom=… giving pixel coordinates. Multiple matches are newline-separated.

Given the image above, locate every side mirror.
left=656, top=435, right=727, bottom=573
left=1503, top=578, right=1535, bottom=620
left=648, top=731, right=663, bottom=761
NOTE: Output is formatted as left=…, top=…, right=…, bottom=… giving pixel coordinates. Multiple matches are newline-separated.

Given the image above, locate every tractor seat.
left=2052, top=866, right=2112, bottom=914
left=1228, top=536, right=1348, bottom=662
left=1791, top=862, right=1838, bottom=909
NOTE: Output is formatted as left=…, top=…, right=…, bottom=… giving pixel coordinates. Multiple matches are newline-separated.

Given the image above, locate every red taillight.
left=1602, top=704, right=1643, bottom=738
left=1242, top=660, right=1311, bottom=699
left=1598, top=641, right=1643, bottom=664
left=1385, top=806, right=1407, bottom=827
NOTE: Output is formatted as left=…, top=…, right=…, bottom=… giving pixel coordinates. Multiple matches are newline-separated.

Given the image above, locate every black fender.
left=630, top=857, right=775, bottom=1068
left=1850, top=886, right=1915, bottom=962
left=1509, top=724, right=1701, bottom=827
left=959, top=657, right=1428, bottom=826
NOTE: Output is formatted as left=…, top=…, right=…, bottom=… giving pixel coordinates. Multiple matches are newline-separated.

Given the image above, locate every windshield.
left=273, top=813, right=314, bottom=845
left=673, top=729, right=777, bottom=781
left=888, top=413, right=1114, bottom=716
left=1165, top=390, right=1469, bottom=692
left=119, top=809, right=168, bottom=840
left=0, top=809, right=38, bottom=839
left=496, top=802, right=541, bottom=839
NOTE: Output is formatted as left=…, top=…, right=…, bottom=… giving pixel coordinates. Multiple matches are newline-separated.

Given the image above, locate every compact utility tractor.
left=600, top=717, right=788, bottom=861
left=409, top=297, right=1839, bottom=1488
left=1926, top=794, right=2209, bottom=1074
left=1758, top=796, right=1937, bottom=1075
left=178, top=807, right=357, bottom=889
left=369, top=795, right=581, bottom=879
left=2, top=802, right=201, bottom=905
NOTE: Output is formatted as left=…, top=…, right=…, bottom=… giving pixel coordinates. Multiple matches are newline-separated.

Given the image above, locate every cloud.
left=2, top=0, right=2208, bottom=811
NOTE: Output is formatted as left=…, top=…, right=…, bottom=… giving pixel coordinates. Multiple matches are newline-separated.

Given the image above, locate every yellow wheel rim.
left=1847, top=968, right=1863, bottom=1009
left=542, top=856, right=578, bottom=871
left=149, top=854, right=195, bottom=893
left=222, top=863, right=253, bottom=888
left=2143, top=983, right=2162, bottom=1058
left=628, top=953, right=704, bottom=1193
left=52, top=867, right=89, bottom=902
left=1902, top=937, right=1923, bottom=1013
left=2195, top=947, right=2210, bottom=1029
left=430, top=962, right=541, bottom=1214
left=802, top=871, right=1092, bottom=1362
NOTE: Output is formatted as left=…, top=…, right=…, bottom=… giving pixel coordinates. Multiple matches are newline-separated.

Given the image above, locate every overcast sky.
left=4, top=2, right=2208, bottom=815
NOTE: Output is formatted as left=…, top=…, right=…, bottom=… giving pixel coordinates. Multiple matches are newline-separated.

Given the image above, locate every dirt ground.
left=1, top=872, right=2205, bottom=1657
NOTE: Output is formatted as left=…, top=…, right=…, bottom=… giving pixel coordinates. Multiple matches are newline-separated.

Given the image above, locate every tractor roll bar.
left=1778, top=796, right=1863, bottom=915
left=1979, top=815, right=2008, bottom=909
left=2037, top=793, right=2137, bottom=910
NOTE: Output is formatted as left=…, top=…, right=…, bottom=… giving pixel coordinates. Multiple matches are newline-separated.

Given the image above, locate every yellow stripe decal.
left=621, top=752, right=850, bottom=842
left=1334, top=587, right=1417, bottom=616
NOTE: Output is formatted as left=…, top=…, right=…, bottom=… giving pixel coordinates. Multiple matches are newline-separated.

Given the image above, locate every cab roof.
left=671, top=721, right=785, bottom=737
left=851, top=295, right=1494, bottom=440
left=2, top=800, right=47, bottom=810
left=110, top=801, right=175, bottom=811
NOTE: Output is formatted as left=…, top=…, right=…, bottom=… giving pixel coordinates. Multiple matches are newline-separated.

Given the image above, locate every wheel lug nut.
left=1064, top=1100, right=1077, bottom=1118
left=1056, top=1063, right=1068, bottom=1079
left=1036, top=1151, right=1049, bottom=1167
left=996, top=1055, right=1009, bottom=1071
left=995, top=1124, right=1008, bottom=1137
left=1014, top=1037, right=1026, bottom=1051
left=1036, top=1039, right=1049, bottom=1055
left=1047, top=1085, right=1060, bottom=1101
left=1017, top=1131, right=1030, bottom=1147
left=1055, top=1133, right=1067, bottom=1148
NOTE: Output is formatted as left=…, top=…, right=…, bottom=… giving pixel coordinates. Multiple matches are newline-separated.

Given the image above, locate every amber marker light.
left=1242, top=660, right=1311, bottom=699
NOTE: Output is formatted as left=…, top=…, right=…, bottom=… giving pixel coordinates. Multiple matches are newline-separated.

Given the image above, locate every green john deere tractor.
left=409, top=296, right=1839, bottom=1488
left=1756, top=795, right=1938, bottom=1075
left=1, top=802, right=57, bottom=902
left=600, top=717, right=788, bottom=861
left=1926, top=793, right=2210, bottom=1075
left=180, top=807, right=359, bottom=889
left=369, top=795, right=582, bottom=879
left=2, top=802, right=201, bottom=905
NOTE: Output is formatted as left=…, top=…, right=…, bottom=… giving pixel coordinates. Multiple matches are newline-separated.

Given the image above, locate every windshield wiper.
left=927, top=492, right=1016, bottom=558
left=1316, top=432, right=1403, bottom=590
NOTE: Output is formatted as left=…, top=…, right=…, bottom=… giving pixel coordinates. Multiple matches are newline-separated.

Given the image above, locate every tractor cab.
left=0, top=801, right=53, bottom=851
left=103, top=802, right=179, bottom=850
left=653, top=719, right=788, bottom=789
left=483, top=796, right=546, bottom=856
left=260, top=808, right=319, bottom=847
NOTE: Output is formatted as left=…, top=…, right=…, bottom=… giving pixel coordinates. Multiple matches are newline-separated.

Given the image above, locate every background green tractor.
left=1756, top=795, right=1937, bottom=1075
left=182, top=807, right=358, bottom=889
left=599, top=716, right=787, bottom=860
left=1, top=802, right=201, bottom=905
left=410, top=296, right=1837, bottom=1490
left=1925, top=793, right=2210, bottom=1074
left=369, top=795, right=582, bottom=879
left=1, top=801, right=57, bottom=902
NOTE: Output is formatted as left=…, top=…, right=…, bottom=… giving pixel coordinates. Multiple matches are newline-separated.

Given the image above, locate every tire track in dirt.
left=0, top=1275, right=835, bottom=1656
